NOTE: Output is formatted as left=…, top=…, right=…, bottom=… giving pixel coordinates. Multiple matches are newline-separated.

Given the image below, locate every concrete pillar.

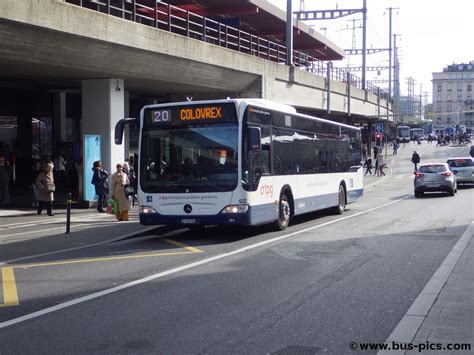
left=82, top=79, right=124, bottom=177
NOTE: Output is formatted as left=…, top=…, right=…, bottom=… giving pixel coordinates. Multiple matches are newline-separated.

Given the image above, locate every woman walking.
left=91, top=161, right=109, bottom=213
left=111, top=163, right=130, bottom=221
left=36, top=163, right=55, bottom=216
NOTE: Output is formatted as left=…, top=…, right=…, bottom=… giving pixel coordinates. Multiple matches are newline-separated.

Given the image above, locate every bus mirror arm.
left=115, top=118, right=138, bottom=145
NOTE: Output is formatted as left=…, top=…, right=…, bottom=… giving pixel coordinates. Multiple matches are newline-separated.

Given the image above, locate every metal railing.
left=65, top=0, right=387, bottom=98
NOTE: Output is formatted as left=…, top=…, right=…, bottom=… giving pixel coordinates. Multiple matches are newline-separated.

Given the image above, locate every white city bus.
left=397, top=125, right=410, bottom=143
left=115, top=99, right=363, bottom=230
left=410, top=128, right=424, bottom=141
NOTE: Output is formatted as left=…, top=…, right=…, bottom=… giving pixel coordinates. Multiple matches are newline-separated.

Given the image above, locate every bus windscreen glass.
left=140, top=105, right=239, bottom=193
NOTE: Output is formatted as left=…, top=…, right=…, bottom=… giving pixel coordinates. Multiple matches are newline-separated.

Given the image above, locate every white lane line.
left=0, top=213, right=123, bottom=230
left=0, top=194, right=411, bottom=329
left=378, top=221, right=474, bottom=354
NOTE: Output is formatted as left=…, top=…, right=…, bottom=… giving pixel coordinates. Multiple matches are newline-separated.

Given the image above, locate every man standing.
left=411, top=151, right=421, bottom=171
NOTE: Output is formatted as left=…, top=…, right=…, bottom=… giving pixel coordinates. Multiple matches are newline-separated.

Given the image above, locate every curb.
left=378, top=221, right=474, bottom=354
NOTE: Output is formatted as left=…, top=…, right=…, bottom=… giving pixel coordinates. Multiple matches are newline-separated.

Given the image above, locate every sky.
left=268, top=0, right=474, bottom=103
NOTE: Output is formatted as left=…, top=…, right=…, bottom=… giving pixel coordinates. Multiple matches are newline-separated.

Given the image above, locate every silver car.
left=414, top=163, right=457, bottom=197
left=447, top=157, right=474, bottom=184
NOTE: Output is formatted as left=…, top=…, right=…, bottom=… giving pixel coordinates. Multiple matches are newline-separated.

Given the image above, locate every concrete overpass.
left=0, top=0, right=392, bottom=193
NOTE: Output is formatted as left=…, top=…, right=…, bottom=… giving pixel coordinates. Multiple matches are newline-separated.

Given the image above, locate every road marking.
left=0, top=195, right=411, bottom=328
left=11, top=251, right=195, bottom=270
left=0, top=238, right=201, bottom=309
left=0, top=220, right=136, bottom=241
left=0, top=225, right=160, bottom=265
left=10, top=239, right=203, bottom=270
left=0, top=268, right=19, bottom=307
left=162, top=238, right=203, bottom=253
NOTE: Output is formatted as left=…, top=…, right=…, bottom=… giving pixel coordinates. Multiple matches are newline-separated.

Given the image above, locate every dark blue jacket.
left=92, top=168, right=109, bottom=194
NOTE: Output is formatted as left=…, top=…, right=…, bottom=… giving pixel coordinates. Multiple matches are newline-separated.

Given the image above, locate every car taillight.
left=441, top=172, right=452, bottom=177
left=415, top=172, right=424, bottom=178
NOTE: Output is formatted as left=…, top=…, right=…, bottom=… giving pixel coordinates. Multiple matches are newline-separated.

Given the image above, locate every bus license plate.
left=181, top=219, right=196, bottom=224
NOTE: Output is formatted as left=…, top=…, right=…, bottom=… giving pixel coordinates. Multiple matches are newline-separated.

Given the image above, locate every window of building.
left=447, top=94, right=452, bottom=102
left=447, top=116, right=452, bottom=123
left=468, top=84, right=472, bottom=92
left=437, top=84, right=442, bottom=92
left=437, top=105, right=442, bottom=112
left=437, top=117, right=442, bottom=123
left=447, top=83, right=452, bottom=92
left=457, top=94, right=462, bottom=102
left=463, top=72, right=471, bottom=79
left=468, top=64, right=473, bottom=70
left=447, top=104, right=452, bottom=112
left=457, top=83, right=462, bottom=91
left=458, top=65, right=463, bottom=71
left=437, top=94, right=442, bottom=102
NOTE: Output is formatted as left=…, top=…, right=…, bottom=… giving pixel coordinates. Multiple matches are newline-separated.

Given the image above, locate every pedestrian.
left=392, top=142, right=398, bottom=156
left=373, top=146, right=379, bottom=159
left=122, top=161, right=136, bottom=208
left=377, top=155, right=386, bottom=176
left=91, top=160, right=109, bottom=213
left=111, top=163, right=130, bottom=221
left=36, top=163, right=55, bottom=216
left=363, top=157, right=372, bottom=175
left=411, top=151, right=421, bottom=171
left=55, top=154, right=66, bottom=186
left=30, top=160, right=42, bottom=208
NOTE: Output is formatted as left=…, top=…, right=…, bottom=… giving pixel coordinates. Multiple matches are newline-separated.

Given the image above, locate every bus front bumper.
left=139, top=212, right=252, bottom=226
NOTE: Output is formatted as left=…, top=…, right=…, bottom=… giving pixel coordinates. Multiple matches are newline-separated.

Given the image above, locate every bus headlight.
left=140, top=205, right=158, bottom=214
left=221, top=204, right=249, bottom=214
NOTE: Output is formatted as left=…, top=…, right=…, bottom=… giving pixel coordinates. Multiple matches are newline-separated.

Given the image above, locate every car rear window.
left=419, top=165, right=447, bottom=173
left=447, top=159, right=473, bottom=167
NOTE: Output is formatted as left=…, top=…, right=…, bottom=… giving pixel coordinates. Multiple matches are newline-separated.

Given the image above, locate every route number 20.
left=153, top=110, right=170, bottom=123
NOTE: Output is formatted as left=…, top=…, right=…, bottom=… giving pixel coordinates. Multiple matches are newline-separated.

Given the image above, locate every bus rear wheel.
left=274, top=193, right=291, bottom=231
left=332, top=185, right=346, bottom=215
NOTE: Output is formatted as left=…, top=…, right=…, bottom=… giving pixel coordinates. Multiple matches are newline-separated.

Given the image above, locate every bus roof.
left=141, top=98, right=359, bottom=131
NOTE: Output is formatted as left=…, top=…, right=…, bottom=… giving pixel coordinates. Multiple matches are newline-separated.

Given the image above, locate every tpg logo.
left=260, top=184, right=273, bottom=198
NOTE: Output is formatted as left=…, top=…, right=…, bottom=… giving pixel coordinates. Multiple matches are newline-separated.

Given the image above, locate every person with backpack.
left=91, top=160, right=109, bottom=213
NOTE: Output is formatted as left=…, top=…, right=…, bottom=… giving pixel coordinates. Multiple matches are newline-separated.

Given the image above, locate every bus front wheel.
left=332, top=184, right=346, bottom=215
left=274, top=193, right=291, bottom=231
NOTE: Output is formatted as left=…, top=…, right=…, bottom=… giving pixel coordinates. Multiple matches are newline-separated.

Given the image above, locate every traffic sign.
left=375, top=123, right=384, bottom=133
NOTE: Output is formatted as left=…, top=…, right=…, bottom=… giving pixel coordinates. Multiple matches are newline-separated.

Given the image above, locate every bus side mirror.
left=248, top=127, right=261, bottom=151
left=115, top=118, right=138, bottom=145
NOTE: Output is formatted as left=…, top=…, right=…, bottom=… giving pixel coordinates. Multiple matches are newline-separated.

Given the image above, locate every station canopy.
left=163, top=0, right=345, bottom=61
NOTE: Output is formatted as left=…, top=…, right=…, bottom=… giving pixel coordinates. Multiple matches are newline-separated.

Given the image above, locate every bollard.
left=65, top=193, right=72, bottom=234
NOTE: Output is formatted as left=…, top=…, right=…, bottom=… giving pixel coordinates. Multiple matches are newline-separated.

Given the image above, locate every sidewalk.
left=407, top=222, right=474, bottom=353
left=381, top=222, right=474, bottom=354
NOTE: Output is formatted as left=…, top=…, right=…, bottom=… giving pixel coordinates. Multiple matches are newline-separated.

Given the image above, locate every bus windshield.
left=140, top=124, right=238, bottom=193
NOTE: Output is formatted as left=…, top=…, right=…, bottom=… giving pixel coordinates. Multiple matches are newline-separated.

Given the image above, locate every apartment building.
left=432, top=61, right=474, bottom=132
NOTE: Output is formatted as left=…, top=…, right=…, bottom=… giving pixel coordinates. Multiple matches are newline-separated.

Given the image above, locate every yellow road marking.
left=11, top=251, right=194, bottom=270
left=0, top=268, right=19, bottom=307
left=162, top=238, right=204, bottom=253
left=0, top=238, right=203, bottom=308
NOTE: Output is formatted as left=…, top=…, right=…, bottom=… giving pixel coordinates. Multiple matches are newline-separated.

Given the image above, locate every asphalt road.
left=0, top=143, right=472, bottom=354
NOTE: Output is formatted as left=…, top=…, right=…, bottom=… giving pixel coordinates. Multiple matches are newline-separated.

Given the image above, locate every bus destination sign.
left=146, top=103, right=236, bottom=126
